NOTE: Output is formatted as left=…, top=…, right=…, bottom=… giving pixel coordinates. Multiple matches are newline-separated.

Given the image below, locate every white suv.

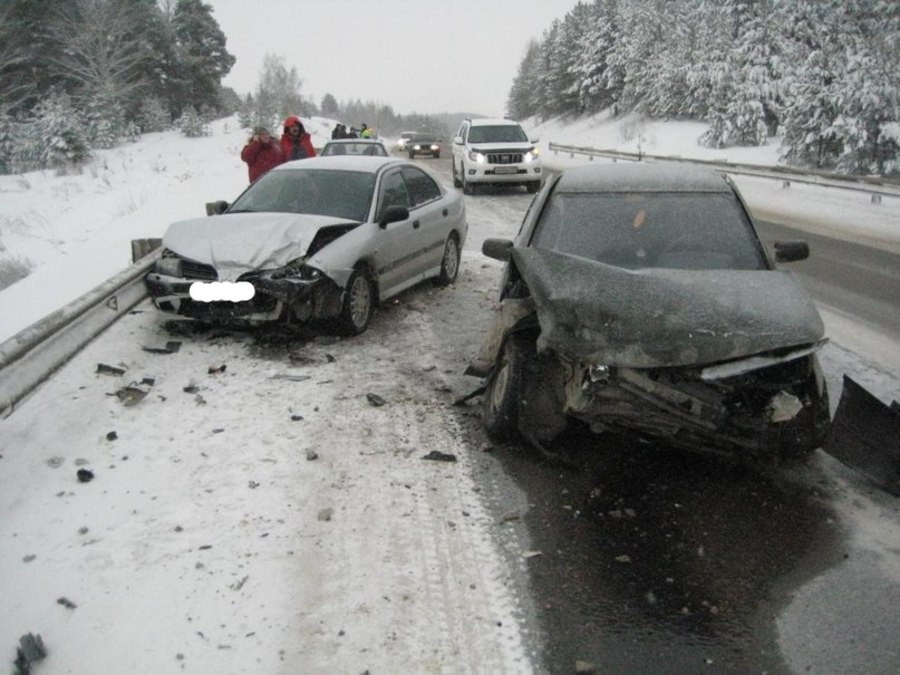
left=451, top=118, right=542, bottom=194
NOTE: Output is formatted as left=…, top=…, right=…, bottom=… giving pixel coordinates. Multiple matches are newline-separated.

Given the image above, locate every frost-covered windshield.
left=228, top=169, right=375, bottom=222
left=531, top=192, right=767, bottom=270
left=468, top=125, right=528, bottom=144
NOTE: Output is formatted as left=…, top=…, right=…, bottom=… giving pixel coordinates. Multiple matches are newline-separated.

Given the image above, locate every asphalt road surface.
left=416, top=151, right=900, bottom=674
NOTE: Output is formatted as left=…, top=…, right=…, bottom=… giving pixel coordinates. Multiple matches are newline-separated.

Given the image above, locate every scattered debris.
left=198, top=545, right=213, bottom=550
left=422, top=450, right=457, bottom=463
left=56, top=597, right=77, bottom=609
left=111, top=385, right=149, bottom=406
left=22, top=555, right=36, bottom=563
left=106, top=431, right=118, bottom=441
left=76, top=468, right=94, bottom=483
left=96, top=363, right=125, bottom=376
left=824, top=375, right=900, bottom=495
left=142, top=341, right=182, bottom=354
left=522, top=550, right=543, bottom=559
left=208, top=364, right=227, bottom=375
left=271, top=374, right=311, bottom=382
left=248, top=481, right=260, bottom=489
left=45, top=457, right=64, bottom=469
left=499, top=510, right=520, bottom=523
left=318, top=508, right=333, bottom=522
left=183, top=384, right=200, bottom=394
left=615, top=554, right=632, bottom=563
left=575, top=660, right=599, bottom=675
left=291, top=415, right=304, bottom=421
left=229, top=575, right=249, bottom=591
left=366, top=393, right=387, bottom=407
left=212, top=428, right=225, bottom=434
left=306, top=449, right=319, bottom=461
left=13, top=633, right=46, bottom=675
left=324, top=353, right=336, bottom=363
left=453, top=385, right=486, bottom=406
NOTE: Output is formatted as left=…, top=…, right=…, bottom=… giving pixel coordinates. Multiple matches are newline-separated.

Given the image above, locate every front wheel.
left=436, top=233, right=460, bottom=286
left=483, top=337, right=530, bottom=438
left=526, top=181, right=541, bottom=194
left=336, top=267, right=375, bottom=336
left=452, top=159, right=462, bottom=188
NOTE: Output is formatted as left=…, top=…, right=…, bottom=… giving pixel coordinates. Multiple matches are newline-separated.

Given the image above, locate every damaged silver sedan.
left=146, top=156, right=467, bottom=335
left=469, top=162, right=830, bottom=461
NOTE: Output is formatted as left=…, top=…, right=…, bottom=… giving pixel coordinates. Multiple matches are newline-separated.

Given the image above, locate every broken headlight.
left=268, top=259, right=323, bottom=281
left=155, top=254, right=183, bottom=277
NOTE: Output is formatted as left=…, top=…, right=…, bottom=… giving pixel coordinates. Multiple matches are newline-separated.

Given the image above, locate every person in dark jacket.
left=240, top=125, right=283, bottom=183
left=331, top=123, right=347, bottom=139
left=281, top=115, right=317, bottom=161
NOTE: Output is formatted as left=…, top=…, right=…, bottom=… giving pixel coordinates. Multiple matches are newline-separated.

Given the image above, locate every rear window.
left=468, top=125, right=528, bottom=144
left=531, top=191, right=767, bottom=270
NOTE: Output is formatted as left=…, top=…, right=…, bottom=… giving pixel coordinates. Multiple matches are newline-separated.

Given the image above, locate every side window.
left=377, top=170, right=410, bottom=220
left=456, top=123, right=468, bottom=143
left=401, top=167, right=441, bottom=207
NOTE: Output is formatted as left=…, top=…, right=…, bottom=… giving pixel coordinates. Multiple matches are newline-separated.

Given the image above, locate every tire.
left=408, top=151, right=414, bottom=159
left=436, top=233, right=460, bottom=286
left=434, top=152, right=440, bottom=159
left=483, top=337, right=530, bottom=438
left=462, top=169, right=474, bottom=195
left=452, top=160, right=462, bottom=188
left=336, top=267, right=375, bottom=336
left=526, top=181, right=541, bottom=194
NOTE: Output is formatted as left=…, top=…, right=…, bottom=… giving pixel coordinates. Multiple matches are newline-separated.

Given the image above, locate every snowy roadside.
left=0, top=258, right=537, bottom=674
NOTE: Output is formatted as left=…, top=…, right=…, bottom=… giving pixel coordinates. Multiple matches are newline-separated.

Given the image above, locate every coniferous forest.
left=507, top=0, right=899, bottom=175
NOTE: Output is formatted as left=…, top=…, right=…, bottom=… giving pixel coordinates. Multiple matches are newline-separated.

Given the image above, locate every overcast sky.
left=207, top=0, right=584, bottom=118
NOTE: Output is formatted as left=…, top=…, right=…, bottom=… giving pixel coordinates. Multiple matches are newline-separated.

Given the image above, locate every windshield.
left=228, top=169, right=375, bottom=222
left=467, top=125, right=528, bottom=144
left=531, top=192, right=767, bottom=270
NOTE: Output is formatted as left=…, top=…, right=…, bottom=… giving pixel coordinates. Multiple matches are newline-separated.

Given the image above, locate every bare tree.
left=46, top=0, right=150, bottom=109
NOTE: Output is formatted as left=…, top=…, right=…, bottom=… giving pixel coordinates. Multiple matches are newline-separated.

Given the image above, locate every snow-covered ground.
left=1, top=112, right=898, bottom=674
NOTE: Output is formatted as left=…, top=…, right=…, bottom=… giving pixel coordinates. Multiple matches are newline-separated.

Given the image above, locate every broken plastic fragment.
left=768, top=390, right=803, bottom=423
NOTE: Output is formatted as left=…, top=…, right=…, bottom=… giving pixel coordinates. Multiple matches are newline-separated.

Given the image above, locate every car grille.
left=181, top=260, right=217, bottom=280
left=486, top=152, right=524, bottom=165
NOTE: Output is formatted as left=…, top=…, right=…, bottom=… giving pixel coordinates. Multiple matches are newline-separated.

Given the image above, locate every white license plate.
left=493, top=166, right=518, bottom=174
left=189, top=281, right=255, bottom=303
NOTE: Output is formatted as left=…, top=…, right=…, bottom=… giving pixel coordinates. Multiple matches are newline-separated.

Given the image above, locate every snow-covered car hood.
left=163, top=212, right=357, bottom=281
left=514, top=248, right=824, bottom=368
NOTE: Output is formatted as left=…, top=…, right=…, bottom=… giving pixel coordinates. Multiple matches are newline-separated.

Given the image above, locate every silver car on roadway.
left=146, top=156, right=467, bottom=335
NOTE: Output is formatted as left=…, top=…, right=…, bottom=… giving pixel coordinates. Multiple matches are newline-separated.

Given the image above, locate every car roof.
left=324, top=138, right=384, bottom=144
left=554, top=162, right=732, bottom=193
left=274, top=155, right=403, bottom=172
left=469, top=118, right=521, bottom=127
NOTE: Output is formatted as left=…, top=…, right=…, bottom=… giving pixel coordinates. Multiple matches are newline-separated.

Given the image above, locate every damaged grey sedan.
left=145, top=156, right=467, bottom=335
left=468, top=163, right=830, bottom=461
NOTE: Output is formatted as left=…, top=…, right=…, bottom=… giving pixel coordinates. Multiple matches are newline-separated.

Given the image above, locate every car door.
left=400, top=166, right=451, bottom=277
left=452, top=122, right=468, bottom=176
left=372, top=168, right=421, bottom=296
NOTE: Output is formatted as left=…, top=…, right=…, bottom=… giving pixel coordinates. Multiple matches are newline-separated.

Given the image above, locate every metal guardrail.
left=547, top=142, right=900, bottom=203
left=0, top=249, right=161, bottom=416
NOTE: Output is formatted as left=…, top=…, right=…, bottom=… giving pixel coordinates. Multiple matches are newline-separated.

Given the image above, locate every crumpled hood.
left=514, top=248, right=825, bottom=368
left=163, top=212, right=353, bottom=281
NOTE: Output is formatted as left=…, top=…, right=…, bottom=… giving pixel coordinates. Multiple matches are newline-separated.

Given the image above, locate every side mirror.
left=205, top=200, right=229, bottom=216
left=482, top=238, right=514, bottom=262
left=774, top=241, right=810, bottom=263
left=379, top=205, right=409, bottom=228
left=529, top=137, right=540, bottom=144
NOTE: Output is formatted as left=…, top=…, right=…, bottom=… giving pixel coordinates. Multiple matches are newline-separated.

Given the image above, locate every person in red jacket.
left=240, top=126, right=283, bottom=183
left=280, top=115, right=317, bottom=161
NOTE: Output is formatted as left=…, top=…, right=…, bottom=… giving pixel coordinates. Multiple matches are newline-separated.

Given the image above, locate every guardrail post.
left=871, top=194, right=882, bottom=204
left=783, top=181, right=791, bottom=188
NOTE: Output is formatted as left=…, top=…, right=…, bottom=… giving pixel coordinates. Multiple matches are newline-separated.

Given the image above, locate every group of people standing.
left=331, top=123, right=375, bottom=140
left=240, top=115, right=317, bottom=183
